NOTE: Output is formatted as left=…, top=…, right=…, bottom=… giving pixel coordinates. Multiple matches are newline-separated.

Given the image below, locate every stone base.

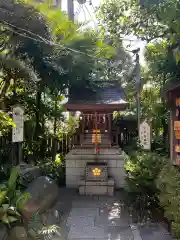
left=79, top=178, right=114, bottom=196
left=66, top=147, right=127, bottom=189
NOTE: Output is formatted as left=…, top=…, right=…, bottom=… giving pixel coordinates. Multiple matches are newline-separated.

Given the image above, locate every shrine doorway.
left=82, top=113, right=108, bottom=133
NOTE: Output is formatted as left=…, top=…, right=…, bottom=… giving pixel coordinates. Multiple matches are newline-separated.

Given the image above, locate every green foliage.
left=97, top=0, right=180, bottom=155
left=55, top=113, right=79, bottom=140
left=38, top=154, right=65, bottom=185
left=0, top=204, right=21, bottom=227
left=157, top=163, right=180, bottom=239
left=0, top=167, right=30, bottom=227
left=0, top=0, right=115, bottom=163
left=123, top=138, right=141, bottom=154
left=28, top=212, right=60, bottom=240
left=125, top=151, right=166, bottom=208
left=151, top=135, right=169, bottom=156
left=0, top=111, right=15, bottom=136
left=98, top=0, right=180, bottom=43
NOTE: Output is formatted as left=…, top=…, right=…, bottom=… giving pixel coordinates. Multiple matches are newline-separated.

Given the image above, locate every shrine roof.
left=164, top=79, right=180, bottom=93
left=64, top=85, right=128, bottom=111
left=66, top=86, right=127, bottom=105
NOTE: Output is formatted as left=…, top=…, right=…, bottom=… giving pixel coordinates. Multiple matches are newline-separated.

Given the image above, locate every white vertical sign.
left=12, top=106, right=24, bottom=142
left=139, top=120, right=151, bottom=150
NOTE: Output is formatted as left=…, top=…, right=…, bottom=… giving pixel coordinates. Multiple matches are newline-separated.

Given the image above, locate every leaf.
left=1, top=213, right=9, bottom=224
left=16, top=192, right=31, bottom=210
left=7, top=206, right=21, bottom=217
left=8, top=167, right=19, bottom=194
left=0, top=190, right=7, bottom=205
left=0, top=207, right=5, bottom=217
left=175, top=52, right=180, bottom=64
left=2, top=204, right=9, bottom=211
left=7, top=215, right=19, bottom=223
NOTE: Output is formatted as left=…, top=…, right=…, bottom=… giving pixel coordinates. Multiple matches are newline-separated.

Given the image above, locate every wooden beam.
left=64, top=103, right=128, bottom=112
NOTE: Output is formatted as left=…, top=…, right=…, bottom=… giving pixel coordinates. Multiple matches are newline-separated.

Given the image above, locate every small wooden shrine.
left=64, top=82, right=128, bottom=195
left=166, top=81, right=180, bottom=164
left=65, top=83, right=128, bottom=148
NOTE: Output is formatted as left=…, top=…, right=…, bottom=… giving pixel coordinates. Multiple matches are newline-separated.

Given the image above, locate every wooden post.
left=12, top=105, right=24, bottom=165
left=108, top=113, right=112, bottom=146
left=67, top=0, right=74, bottom=22
left=170, top=107, right=174, bottom=162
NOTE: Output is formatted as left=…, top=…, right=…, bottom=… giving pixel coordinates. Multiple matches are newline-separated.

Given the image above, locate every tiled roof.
left=67, top=86, right=127, bottom=105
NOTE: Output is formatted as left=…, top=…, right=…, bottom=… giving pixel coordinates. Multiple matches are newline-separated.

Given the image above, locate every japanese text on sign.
left=12, top=106, right=24, bottom=142
left=139, top=121, right=151, bottom=150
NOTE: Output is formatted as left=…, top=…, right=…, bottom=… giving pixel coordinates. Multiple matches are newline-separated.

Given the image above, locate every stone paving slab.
left=59, top=189, right=174, bottom=240
left=139, top=223, right=173, bottom=240
left=65, top=195, right=135, bottom=240
left=95, top=202, right=130, bottom=228
left=67, top=216, right=95, bottom=227
left=106, top=226, right=134, bottom=240
left=68, top=226, right=107, bottom=239
left=68, top=208, right=98, bottom=217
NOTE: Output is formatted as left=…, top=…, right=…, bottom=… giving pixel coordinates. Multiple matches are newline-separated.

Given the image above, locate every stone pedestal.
left=78, top=162, right=114, bottom=196
left=65, top=147, right=127, bottom=189
left=79, top=177, right=114, bottom=196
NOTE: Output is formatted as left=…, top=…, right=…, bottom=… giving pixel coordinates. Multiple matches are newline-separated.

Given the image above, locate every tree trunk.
left=0, top=77, right=11, bottom=109
left=33, top=89, right=42, bottom=162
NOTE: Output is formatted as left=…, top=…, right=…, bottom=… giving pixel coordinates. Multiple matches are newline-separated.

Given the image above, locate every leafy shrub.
left=0, top=167, right=60, bottom=239
left=38, top=154, right=65, bottom=186
left=157, top=163, right=180, bottom=239
left=0, top=167, right=30, bottom=227
left=28, top=212, right=60, bottom=240
left=0, top=143, right=12, bottom=167
left=125, top=151, right=166, bottom=210
left=0, top=111, right=15, bottom=136
left=151, top=135, right=169, bottom=156
left=123, top=137, right=141, bottom=154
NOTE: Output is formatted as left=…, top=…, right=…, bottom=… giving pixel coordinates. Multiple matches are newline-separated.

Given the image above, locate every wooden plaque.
left=174, top=121, right=180, bottom=130
left=175, top=130, right=180, bottom=139
left=175, top=145, right=180, bottom=153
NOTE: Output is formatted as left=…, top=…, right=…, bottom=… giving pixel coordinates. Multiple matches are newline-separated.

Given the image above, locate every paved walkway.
left=58, top=190, right=173, bottom=240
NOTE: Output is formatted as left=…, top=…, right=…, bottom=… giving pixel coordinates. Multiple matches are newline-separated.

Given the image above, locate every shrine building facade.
left=64, top=83, right=128, bottom=195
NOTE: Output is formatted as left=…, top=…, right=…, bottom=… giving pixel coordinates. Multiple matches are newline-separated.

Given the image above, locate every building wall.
left=65, top=148, right=127, bottom=189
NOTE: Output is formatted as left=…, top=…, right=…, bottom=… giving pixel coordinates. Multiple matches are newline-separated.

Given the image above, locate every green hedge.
left=125, top=151, right=166, bottom=210
left=157, top=163, right=180, bottom=239
left=37, top=154, right=65, bottom=186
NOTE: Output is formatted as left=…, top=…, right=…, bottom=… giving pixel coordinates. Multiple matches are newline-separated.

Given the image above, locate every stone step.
left=66, top=153, right=124, bottom=160
left=81, top=145, right=111, bottom=149
left=84, top=135, right=109, bottom=139
left=83, top=139, right=109, bottom=142
left=82, top=142, right=110, bottom=146
left=67, top=147, right=121, bottom=154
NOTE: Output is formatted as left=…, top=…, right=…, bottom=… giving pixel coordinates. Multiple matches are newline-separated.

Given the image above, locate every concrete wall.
left=65, top=148, right=127, bottom=189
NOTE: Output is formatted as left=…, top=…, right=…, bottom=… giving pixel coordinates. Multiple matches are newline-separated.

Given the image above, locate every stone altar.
left=65, top=147, right=126, bottom=192
left=79, top=162, right=114, bottom=196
